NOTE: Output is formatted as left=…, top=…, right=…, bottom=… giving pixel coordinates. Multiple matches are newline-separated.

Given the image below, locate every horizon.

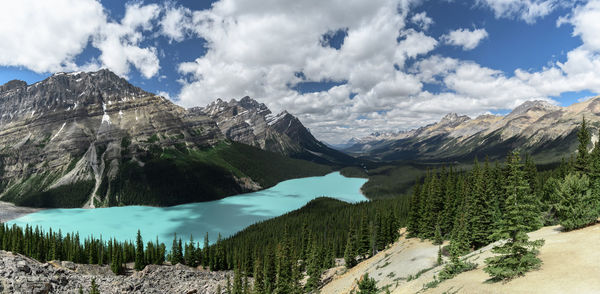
left=2, top=0, right=600, bottom=143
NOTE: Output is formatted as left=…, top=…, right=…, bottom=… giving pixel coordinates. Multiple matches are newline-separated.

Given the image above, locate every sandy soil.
left=322, top=223, right=600, bottom=294
left=396, top=223, right=600, bottom=294
left=321, top=228, right=442, bottom=294
left=0, top=201, right=41, bottom=222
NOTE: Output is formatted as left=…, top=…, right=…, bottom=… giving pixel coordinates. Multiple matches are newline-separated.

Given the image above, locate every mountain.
left=201, top=96, right=357, bottom=165
left=0, top=70, right=331, bottom=208
left=345, top=99, right=596, bottom=163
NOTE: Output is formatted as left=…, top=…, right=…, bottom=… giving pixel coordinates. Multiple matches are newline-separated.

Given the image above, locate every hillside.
left=321, top=223, right=600, bottom=294
left=0, top=70, right=332, bottom=208
left=345, top=99, right=600, bottom=163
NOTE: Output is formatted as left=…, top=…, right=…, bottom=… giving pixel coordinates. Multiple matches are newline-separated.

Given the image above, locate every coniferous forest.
left=1, top=118, right=599, bottom=292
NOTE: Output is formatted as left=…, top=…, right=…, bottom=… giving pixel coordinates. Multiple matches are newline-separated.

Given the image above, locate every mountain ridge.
left=0, top=69, right=334, bottom=208
left=345, top=98, right=600, bottom=163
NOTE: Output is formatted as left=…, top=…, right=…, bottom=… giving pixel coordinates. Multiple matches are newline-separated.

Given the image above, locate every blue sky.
left=1, top=0, right=599, bottom=142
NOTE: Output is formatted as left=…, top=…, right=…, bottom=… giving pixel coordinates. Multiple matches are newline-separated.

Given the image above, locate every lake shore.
left=0, top=201, right=41, bottom=223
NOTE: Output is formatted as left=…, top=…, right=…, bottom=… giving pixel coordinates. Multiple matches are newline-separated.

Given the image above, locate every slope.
left=321, top=223, right=600, bottom=294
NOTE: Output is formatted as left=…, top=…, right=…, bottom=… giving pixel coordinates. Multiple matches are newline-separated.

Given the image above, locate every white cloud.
left=92, top=2, right=161, bottom=78
left=160, top=4, right=194, bottom=43
left=477, top=0, right=558, bottom=24
left=0, top=0, right=161, bottom=78
left=0, top=0, right=105, bottom=73
left=441, top=28, right=488, bottom=50
left=411, top=12, right=434, bottom=30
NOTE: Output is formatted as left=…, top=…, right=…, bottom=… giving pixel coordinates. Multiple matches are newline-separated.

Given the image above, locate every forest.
left=1, top=119, right=599, bottom=292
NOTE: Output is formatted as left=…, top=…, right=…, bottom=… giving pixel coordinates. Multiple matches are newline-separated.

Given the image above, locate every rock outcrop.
left=0, top=250, right=230, bottom=294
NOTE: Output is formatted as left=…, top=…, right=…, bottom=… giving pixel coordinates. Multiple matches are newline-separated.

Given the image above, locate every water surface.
left=7, top=172, right=367, bottom=247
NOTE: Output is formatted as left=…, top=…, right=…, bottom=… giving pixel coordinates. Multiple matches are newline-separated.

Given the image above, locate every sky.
left=1, top=0, right=600, bottom=143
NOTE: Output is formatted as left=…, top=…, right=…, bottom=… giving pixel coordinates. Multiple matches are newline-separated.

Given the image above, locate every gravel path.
left=0, top=201, right=41, bottom=223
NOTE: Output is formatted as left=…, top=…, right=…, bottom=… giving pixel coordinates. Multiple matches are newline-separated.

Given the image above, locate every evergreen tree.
left=134, top=230, right=145, bottom=271
left=233, top=265, right=243, bottom=294
left=576, top=117, right=591, bottom=173
left=358, top=213, right=371, bottom=258
left=89, top=278, right=100, bottom=294
left=274, top=230, right=296, bottom=294
left=554, top=173, right=599, bottom=231
left=356, top=273, right=377, bottom=294
left=407, top=182, right=422, bottom=237
left=253, top=255, right=264, bottom=294
left=484, top=151, right=545, bottom=281
left=305, top=237, right=321, bottom=291
left=344, top=229, right=357, bottom=268
left=202, top=232, right=209, bottom=268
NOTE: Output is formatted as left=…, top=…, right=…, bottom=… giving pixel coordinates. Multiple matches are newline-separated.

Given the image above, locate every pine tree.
left=233, top=265, right=243, bottom=294
left=263, top=248, right=276, bottom=293
left=469, top=159, right=496, bottom=249
left=344, top=229, right=356, bottom=268
left=484, top=151, right=545, bottom=281
left=134, top=230, right=145, bottom=271
left=358, top=213, right=371, bottom=258
left=305, top=237, right=321, bottom=291
left=89, top=278, right=100, bottom=294
left=433, top=223, right=443, bottom=245
left=274, top=233, right=294, bottom=294
left=253, top=255, right=264, bottom=294
left=407, top=182, right=422, bottom=237
left=576, top=117, right=591, bottom=173
left=554, top=173, right=598, bottom=231
left=356, top=273, right=377, bottom=294
left=202, top=232, right=209, bottom=268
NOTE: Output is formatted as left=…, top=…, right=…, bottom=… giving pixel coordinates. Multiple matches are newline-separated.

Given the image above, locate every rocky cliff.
left=345, top=99, right=600, bottom=163
left=202, top=96, right=357, bottom=165
left=0, top=70, right=331, bottom=208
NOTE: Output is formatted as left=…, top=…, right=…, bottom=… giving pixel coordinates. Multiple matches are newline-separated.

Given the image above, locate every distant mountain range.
left=0, top=69, right=347, bottom=208
left=344, top=99, right=600, bottom=163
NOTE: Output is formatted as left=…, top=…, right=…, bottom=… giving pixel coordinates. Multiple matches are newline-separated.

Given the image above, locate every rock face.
left=203, top=96, right=356, bottom=165
left=0, top=69, right=334, bottom=208
left=346, top=99, right=600, bottom=163
left=0, top=250, right=230, bottom=294
left=0, top=70, right=224, bottom=208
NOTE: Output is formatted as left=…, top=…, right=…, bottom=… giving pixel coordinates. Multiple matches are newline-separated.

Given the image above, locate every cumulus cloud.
left=0, top=0, right=105, bottom=73
left=441, top=28, right=488, bottom=50
left=411, top=12, right=434, bottom=30
left=477, top=0, right=558, bottom=24
left=0, top=0, right=161, bottom=78
left=160, top=4, right=194, bottom=43
left=5, top=0, right=600, bottom=143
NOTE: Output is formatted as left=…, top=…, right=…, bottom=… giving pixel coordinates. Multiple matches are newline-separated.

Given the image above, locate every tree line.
left=407, top=118, right=600, bottom=282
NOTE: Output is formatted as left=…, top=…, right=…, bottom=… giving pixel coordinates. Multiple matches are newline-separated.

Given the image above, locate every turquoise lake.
left=7, top=172, right=367, bottom=247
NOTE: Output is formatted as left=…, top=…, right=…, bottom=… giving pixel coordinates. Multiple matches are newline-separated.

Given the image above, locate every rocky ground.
left=0, top=250, right=231, bottom=294
left=0, top=201, right=41, bottom=223
left=321, top=224, right=600, bottom=294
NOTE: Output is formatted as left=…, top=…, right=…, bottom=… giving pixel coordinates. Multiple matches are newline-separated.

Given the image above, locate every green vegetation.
left=356, top=273, right=378, bottom=294
left=0, top=223, right=166, bottom=273
left=408, top=118, right=600, bottom=283
left=108, top=141, right=332, bottom=206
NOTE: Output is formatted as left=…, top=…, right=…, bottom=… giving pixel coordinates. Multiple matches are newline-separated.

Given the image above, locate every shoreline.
left=0, top=201, right=42, bottom=223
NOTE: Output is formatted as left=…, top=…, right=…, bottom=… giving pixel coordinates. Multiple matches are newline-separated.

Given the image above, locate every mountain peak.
left=508, top=100, right=559, bottom=117
left=0, top=80, right=27, bottom=93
